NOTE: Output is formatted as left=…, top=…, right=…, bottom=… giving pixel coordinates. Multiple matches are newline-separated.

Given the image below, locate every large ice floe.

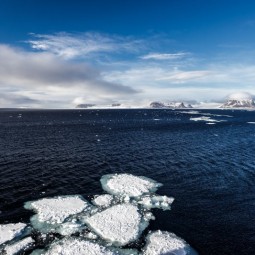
left=83, top=203, right=147, bottom=246
left=24, top=195, right=89, bottom=234
left=1, top=173, right=198, bottom=254
left=100, top=173, right=162, bottom=197
left=143, top=231, right=197, bottom=255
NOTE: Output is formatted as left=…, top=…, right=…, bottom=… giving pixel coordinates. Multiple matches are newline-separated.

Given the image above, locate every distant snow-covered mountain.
left=220, top=92, right=255, bottom=108
left=150, top=101, right=192, bottom=109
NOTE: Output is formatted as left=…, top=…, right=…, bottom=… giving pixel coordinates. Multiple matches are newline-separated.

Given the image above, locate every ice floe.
left=83, top=203, right=147, bottom=246
left=92, top=194, right=114, bottom=208
left=101, top=174, right=162, bottom=197
left=25, top=196, right=88, bottom=224
left=190, top=116, right=224, bottom=123
left=143, top=231, right=198, bottom=255
left=137, top=195, right=174, bottom=210
left=24, top=195, right=89, bottom=234
left=0, top=223, right=27, bottom=245
left=3, top=237, right=34, bottom=255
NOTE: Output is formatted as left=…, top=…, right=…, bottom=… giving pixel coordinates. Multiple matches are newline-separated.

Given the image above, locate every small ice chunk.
left=0, top=223, right=27, bottom=245
left=248, top=122, right=255, bottom=124
left=143, top=231, right=198, bottom=255
left=101, top=174, right=162, bottom=197
left=180, top=111, right=200, bottom=115
left=92, top=194, right=113, bottom=208
left=24, top=195, right=88, bottom=224
left=56, top=221, right=85, bottom=236
left=84, top=203, right=147, bottom=246
left=190, top=116, right=224, bottom=123
left=32, top=238, right=139, bottom=255
left=84, top=231, right=98, bottom=240
left=138, top=195, right=174, bottom=210
left=4, top=237, right=34, bottom=255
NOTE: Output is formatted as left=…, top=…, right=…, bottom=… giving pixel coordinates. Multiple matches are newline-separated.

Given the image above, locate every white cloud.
left=0, top=44, right=137, bottom=108
left=140, top=52, right=190, bottom=60
left=157, top=70, right=212, bottom=82
left=28, top=32, right=145, bottom=59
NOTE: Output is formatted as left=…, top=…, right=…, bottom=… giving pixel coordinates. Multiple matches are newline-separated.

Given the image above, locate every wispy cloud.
left=140, top=52, right=190, bottom=60
left=28, top=32, right=145, bottom=59
left=157, top=70, right=212, bottom=82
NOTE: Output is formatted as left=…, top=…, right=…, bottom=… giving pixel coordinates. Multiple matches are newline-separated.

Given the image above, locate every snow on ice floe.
left=31, top=238, right=139, bottom=255
left=3, top=237, right=34, bottom=255
left=137, top=195, right=174, bottom=210
left=101, top=174, right=162, bottom=197
left=92, top=194, right=114, bottom=208
left=143, top=231, right=198, bottom=255
left=0, top=223, right=27, bottom=245
left=83, top=203, right=148, bottom=246
left=24, top=195, right=89, bottom=233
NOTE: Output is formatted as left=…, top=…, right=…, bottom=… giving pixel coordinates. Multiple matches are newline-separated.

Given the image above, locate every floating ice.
left=180, top=111, right=201, bottom=115
left=56, top=221, right=85, bottom=236
left=92, top=194, right=114, bottom=208
left=137, top=195, right=174, bottom=210
left=24, top=195, right=89, bottom=234
left=190, top=116, right=223, bottom=122
left=25, top=196, right=88, bottom=224
left=101, top=174, right=162, bottom=197
left=31, top=238, right=139, bottom=255
left=7, top=173, right=197, bottom=254
left=143, top=231, right=198, bottom=255
left=3, top=237, right=34, bottom=255
left=84, top=203, right=147, bottom=246
left=0, top=223, right=27, bottom=245
left=247, top=122, right=255, bottom=124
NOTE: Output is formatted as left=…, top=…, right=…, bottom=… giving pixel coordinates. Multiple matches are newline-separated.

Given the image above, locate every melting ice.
left=0, top=173, right=198, bottom=255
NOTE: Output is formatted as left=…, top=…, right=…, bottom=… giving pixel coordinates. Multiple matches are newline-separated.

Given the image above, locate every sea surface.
left=0, top=108, right=255, bottom=254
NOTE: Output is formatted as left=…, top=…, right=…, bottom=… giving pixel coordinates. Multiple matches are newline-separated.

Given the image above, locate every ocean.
left=0, top=109, right=255, bottom=254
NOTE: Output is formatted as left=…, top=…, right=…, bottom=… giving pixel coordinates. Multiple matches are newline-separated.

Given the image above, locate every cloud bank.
left=1, top=32, right=255, bottom=107
left=0, top=44, right=137, bottom=108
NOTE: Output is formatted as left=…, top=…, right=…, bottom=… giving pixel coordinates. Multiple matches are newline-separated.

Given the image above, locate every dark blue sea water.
left=0, top=109, right=255, bottom=254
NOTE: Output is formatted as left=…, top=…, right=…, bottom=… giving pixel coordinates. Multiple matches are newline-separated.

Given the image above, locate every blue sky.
left=1, top=0, right=255, bottom=107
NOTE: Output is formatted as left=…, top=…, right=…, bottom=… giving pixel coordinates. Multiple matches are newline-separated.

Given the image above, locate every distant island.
left=220, top=92, right=255, bottom=108
left=74, top=92, right=255, bottom=110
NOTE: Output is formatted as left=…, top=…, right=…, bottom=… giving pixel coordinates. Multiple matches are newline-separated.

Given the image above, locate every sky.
left=1, top=0, right=255, bottom=108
